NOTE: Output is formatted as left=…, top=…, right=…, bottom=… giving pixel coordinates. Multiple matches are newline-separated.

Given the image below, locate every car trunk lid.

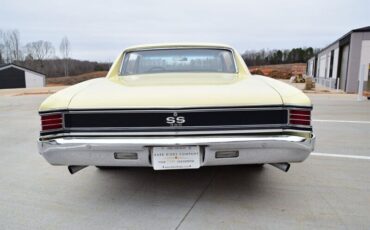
left=67, top=74, right=283, bottom=109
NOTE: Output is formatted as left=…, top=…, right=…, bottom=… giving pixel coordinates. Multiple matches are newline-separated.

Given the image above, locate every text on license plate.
left=152, top=146, right=201, bottom=170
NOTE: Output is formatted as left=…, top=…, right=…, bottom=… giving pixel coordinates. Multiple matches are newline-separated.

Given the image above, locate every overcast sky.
left=1, top=0, right=369, bottom=62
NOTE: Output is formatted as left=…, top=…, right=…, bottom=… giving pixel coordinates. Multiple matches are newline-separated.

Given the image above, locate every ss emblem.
left=166, top=112, right=185, bottom=126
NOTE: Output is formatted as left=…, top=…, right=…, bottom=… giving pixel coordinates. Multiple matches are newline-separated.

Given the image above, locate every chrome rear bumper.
left=38, top=135, right=315, bottom=167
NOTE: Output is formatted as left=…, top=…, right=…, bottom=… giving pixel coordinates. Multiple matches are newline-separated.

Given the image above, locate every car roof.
left=124, top=43, right=234, bottom=52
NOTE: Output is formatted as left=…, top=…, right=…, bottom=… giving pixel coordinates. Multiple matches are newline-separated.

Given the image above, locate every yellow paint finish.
left=66, top=75, right=283, bottom=109
left=258, top=75, right=311, bottom=106
left=39, top=79, right=95, bottom=111
left=39, top=43, right=311, bottom=111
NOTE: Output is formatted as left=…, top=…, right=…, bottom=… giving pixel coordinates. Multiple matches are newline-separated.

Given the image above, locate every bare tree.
left=25, top=40, right=55, bottom=66
left=0, top=30, right=4, bottom=64
left=2, top=30, right=22, bottom=62
left=0, top=43, right=4, bottom=64
left=59, top=36, right=70, bottom=76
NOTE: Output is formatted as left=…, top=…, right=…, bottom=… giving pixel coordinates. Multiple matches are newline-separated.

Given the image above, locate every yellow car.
left=38, top=43, right=315, bottom=174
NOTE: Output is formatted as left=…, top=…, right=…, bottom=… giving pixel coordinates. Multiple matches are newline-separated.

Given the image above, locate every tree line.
left=0, top=29, right=110, bottom=77
left=1, top=29, right=320, bottom=77
left=242, top=47, right=320, bottom=66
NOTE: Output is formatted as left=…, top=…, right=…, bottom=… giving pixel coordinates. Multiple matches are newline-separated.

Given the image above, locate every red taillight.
left=41, top=113, right=63, bottom=131
left=289, top=109, right=311, bottom=126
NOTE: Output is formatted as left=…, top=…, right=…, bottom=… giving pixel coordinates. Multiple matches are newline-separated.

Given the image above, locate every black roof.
left=352, top=26, right=370, bottom=33
left=0, top=63, right=45, bottom=76
left=308, top=26, right=370, bottom=59
left=333, top=26, right=370, bottom=46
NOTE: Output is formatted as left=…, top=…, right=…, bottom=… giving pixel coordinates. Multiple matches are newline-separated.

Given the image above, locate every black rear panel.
left=40, top=106, right=316, bottom=137
left=64, top=109, right=288, bottom=129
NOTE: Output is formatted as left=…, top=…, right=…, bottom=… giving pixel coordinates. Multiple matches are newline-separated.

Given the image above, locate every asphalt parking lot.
left=0, top=93, right=369, bottom=229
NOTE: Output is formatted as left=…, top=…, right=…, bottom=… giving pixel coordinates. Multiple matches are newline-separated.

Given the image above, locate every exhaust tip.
left=269, top=163, right=290, bottom=172
left=68, top=165, right=88, bottom=174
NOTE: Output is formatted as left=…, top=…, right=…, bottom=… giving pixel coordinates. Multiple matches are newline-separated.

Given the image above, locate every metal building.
left=307, top=26, right=370, bottom=93
left=0, top=63, right=46, bottom=89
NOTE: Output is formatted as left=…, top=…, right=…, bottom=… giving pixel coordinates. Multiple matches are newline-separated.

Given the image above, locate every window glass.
left=120, top=49, right=236, bottom=75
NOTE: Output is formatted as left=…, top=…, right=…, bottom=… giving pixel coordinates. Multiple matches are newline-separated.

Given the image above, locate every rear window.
left=120, top=48, right=236, bottom=75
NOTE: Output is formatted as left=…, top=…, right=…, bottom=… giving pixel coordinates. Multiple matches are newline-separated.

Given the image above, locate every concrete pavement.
left=0, top=94, right=369, bottom=230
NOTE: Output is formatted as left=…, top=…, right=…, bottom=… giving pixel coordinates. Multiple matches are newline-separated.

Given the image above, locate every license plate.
left=152, top=146, right=201, bottom=170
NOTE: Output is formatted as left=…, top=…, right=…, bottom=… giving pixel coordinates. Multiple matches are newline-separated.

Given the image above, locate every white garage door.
left=360, top=40, right=370, bottom=81
left=319, top=55, right=327, bottom=78
left=25, top=71, right=45, bottom=88
left=332, top=48, right=339, bottom=79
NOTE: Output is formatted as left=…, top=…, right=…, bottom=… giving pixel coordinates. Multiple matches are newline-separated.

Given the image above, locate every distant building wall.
left=25, top=71, right=45, bottom=88
left=314, top=42, right=340, bottom=89
left=307, top=27, right=370, bottom=93
left=346, top=32, right=370, bottom=93
left=307, top=57, right=315, bottom=76
left=0, top=67, right=26, bottom=89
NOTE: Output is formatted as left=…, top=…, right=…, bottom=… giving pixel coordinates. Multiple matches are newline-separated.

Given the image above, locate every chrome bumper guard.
left=38, top=135, right=315, bottom=167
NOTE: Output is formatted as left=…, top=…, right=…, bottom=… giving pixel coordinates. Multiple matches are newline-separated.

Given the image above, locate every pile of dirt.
left=46, top=71, right=108, bottom=86
left=249, top=63, right=307, bottom=79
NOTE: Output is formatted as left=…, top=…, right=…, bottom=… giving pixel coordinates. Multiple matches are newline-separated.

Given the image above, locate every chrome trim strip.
left=40, top=129, right=312, bottom=140
left=63, top=124, right=286, bottom=131
left=288, top=124, right=312, bottom=129
left=42, top=123, right=63, bottom=127
left=290, top=116, right=310, bottom=119
left=40, top=129, right=287, bottom=139
left=40, top=111, right=64, bottom=115
left=290, top=113, right=311, bottom=117
left=64, top=106, right=287, bottom=114
left=41, top=118, right=63, bottom=122
left=62, top=113, right=66, bottom=129
left=39, top=105, right=312, bottom=114
left=50, top=108, right=290, bottom=134
left=39, top=106, right=313, bottom=136
left=43, top=135, right=309, bottom=146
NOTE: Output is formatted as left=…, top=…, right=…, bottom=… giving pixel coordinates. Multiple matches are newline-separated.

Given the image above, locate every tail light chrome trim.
left=289, top=109, right=311, bottom=127
left=41, top=113, right=64, bottom=131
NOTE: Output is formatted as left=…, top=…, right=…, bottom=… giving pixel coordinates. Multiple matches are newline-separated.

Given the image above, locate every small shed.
left=0, top=63, right=46, bottom=89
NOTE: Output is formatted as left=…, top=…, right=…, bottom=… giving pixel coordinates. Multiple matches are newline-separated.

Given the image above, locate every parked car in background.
left=38, top=43, right=315, bottom=174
